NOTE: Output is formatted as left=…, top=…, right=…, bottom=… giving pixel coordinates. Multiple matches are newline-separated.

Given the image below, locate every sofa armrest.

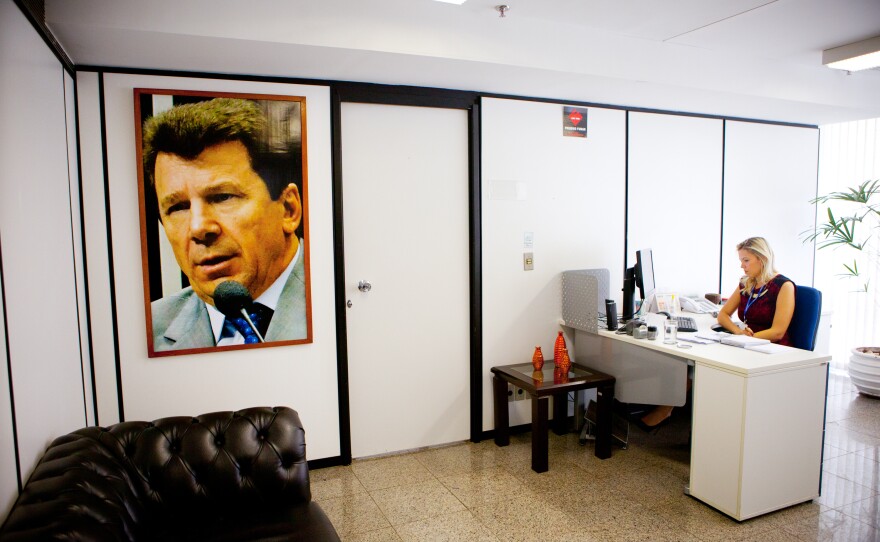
left=0, top=433, right=150, bottom=540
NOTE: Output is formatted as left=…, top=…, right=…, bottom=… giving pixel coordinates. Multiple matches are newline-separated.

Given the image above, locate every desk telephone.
left=680, top=296, right=719, bottom=314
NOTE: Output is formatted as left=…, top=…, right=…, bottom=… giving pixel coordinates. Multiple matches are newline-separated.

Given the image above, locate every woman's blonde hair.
left=737, top=236, right=778, bottom=292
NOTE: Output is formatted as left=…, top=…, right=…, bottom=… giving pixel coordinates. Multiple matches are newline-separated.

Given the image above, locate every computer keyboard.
left=675, top=316, right=698, bottom=333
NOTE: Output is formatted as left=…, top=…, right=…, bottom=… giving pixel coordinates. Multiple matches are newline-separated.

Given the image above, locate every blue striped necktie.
left=221, top=304, right=273, bottom=343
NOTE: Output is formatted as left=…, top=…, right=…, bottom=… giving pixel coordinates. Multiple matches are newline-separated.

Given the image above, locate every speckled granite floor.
left=312, top=369, right=880, bottom=541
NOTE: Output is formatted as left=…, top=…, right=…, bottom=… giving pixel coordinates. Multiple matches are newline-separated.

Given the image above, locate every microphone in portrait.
left=213, top=280, right=265, bottom=343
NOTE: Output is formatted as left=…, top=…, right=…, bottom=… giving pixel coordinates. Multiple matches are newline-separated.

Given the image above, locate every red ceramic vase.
left=554, top=331, right=567, bottom=364
left=557, top=348, right=572, bottom=373
left=532, top=346, right=544, bottom=370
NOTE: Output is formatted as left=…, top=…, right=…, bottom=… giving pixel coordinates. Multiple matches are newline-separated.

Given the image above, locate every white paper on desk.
left=743, top=343, right=789, bottom=354
left=677, top=336, right=715, bottom=345
left=720, top=335, right=771, bottom=348
left=696, top=331, right=724, bottom=342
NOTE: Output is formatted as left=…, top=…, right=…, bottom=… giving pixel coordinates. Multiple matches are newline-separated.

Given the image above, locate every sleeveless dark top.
left=736, top=274, right=793, bottom=346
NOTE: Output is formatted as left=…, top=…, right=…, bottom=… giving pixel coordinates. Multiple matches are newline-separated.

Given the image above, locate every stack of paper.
left=720, top=335, right=770, bottom=348
left=694, top=331, right=788, bottom=354
left=743, top=343, right=790, bottom=354
left=695, top=331, right=724, bottom=342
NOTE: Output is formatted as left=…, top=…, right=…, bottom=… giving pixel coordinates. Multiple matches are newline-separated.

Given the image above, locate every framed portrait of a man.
left=134, top=89, right=312, bottom=357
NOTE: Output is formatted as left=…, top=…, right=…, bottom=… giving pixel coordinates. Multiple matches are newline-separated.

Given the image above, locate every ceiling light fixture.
left=823, top=35, right=880, bottom=72
left=496, top=4, right=510, bottom=17
left=433, top=0, right=467, bottom=4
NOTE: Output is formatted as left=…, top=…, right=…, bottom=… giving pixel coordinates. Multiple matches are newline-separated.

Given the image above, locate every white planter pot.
left=849, top=347, right=880, bottom=397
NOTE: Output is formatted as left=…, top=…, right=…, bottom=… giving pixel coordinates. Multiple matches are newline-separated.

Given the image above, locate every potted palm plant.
left=806, top=179, right=880, bottom=397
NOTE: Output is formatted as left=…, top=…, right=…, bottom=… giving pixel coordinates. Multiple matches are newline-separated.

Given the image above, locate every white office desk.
left=572, top=314, right=830, bottom=521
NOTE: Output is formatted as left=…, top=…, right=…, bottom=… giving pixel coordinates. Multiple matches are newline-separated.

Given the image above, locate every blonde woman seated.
left=639, top=236, right=795, bottom=429
left=716, top=236, right=795, bottom=345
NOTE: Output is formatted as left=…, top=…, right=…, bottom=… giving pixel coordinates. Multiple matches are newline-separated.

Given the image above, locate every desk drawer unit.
left=690, top=362, right=827, bottom=520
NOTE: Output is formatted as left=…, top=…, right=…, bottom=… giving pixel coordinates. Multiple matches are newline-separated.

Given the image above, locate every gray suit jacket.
left=151, top=255, right=308, bottom=352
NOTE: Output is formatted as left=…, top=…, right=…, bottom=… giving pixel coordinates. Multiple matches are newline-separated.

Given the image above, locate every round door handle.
left=347, top=300, right=353, bottom=308
left=358, top=280, right=372, bottom=292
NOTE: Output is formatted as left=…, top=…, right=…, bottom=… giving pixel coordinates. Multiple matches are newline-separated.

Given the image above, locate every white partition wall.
left=721, top=122, right=819, bottom=292
left=76, top=72, right=120, bottom=426
left=77, top=74, right=341, bottom=460
left=481, top=98, right=626, bottom=428
left=0, top=1, right=90, bottom=517
left=627, top=112, right=723, bottom=297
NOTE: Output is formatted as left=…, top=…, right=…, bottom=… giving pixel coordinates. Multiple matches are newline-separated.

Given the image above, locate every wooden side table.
left=491, top=361, right=615, bottom=473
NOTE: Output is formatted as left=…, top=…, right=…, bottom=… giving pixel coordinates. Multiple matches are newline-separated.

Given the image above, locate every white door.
left=341, top=102, right=470, bottom=458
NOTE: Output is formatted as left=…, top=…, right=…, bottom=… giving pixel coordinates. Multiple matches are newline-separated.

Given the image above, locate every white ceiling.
left=43, top=0, right=880, bottom=125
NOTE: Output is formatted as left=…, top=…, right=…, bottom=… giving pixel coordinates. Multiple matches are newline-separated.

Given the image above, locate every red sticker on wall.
left=563, top=106, right=588, bottom=138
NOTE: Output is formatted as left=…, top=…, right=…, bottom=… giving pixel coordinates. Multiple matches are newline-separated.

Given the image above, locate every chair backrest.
left=789, top=285, right=822, bottom=351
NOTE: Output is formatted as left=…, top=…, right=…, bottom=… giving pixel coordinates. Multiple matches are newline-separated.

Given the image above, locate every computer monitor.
left=622, top=248, right=656, bottom=320
left=635, top=248, right=656, bottom=302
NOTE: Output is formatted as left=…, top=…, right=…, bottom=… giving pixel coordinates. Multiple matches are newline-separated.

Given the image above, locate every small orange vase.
left=532, top=346, right=544, bottom=370
left=557, top=348, right=572, bottom=373
left=554, top=332, right=567, bottom=364
left=532, top=370, right=544, bottom=384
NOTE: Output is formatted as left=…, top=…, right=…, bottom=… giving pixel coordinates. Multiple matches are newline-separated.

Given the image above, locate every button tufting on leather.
left=0, top=407, right=335, bottom=540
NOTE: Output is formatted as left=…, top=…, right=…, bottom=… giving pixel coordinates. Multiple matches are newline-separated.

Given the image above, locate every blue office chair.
left=788, top=285, right=822, bottom=351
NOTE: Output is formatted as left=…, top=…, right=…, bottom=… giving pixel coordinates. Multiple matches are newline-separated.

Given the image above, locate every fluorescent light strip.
left=823, top=36, right=880, bottom=72
left=825, top=51, right=880, bottom=72
left=433, top=0, right=467, bottom=4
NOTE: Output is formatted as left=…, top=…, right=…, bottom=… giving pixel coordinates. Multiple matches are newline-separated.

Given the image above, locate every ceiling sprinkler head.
left=496, top=5, right=510, bottom=17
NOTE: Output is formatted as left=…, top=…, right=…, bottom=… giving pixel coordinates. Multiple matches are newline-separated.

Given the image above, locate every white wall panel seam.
left=62, top=71, right=92, bottom=428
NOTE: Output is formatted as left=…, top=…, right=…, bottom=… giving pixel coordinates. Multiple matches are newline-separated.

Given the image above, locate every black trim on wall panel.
left=330, top=89, right=352, bottom=465
left=817, top=363, right=830, bottom=492
left=97, top=74, right=125, bottom=423
left=468, top=101, right=483, bottom=443
left=481, top=92, right=818, bottom=130
left=623, top=111, right=630, bottom=272
left=719, top=121, right=727, bottom=295
left=72, top=73, right=100, bottom=426
left=332, top=87, right=481, bottom=457
left=0, top=234, right=24, bottom=493
left=73, top=66, right=819, bottom=131
left=76, top=65, right=341, bottom=89
left=61, top=72, right=90, bottom=428
left=308, top=455, right=346, bottom=471
left=334, top=82, right=479, bottom=110
left=13, top=0, right=75, bottom=75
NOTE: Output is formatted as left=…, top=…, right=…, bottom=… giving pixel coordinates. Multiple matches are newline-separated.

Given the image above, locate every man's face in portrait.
left=154, top=140, right=302, bottom=304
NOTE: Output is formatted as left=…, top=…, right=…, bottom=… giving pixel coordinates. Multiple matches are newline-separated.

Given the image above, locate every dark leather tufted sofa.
left=0, top=406, right=340, bottom=541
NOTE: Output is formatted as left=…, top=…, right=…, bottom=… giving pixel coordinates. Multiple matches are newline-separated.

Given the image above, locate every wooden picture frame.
left=134, top=89, right=311, bottom=357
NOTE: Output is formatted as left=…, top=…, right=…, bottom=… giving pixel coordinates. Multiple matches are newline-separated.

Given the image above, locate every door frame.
left=330, top=83, right=482, bottom=464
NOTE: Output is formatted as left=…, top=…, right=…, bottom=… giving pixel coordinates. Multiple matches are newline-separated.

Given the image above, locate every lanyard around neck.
left=743, top=283, right=766, bottom=323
